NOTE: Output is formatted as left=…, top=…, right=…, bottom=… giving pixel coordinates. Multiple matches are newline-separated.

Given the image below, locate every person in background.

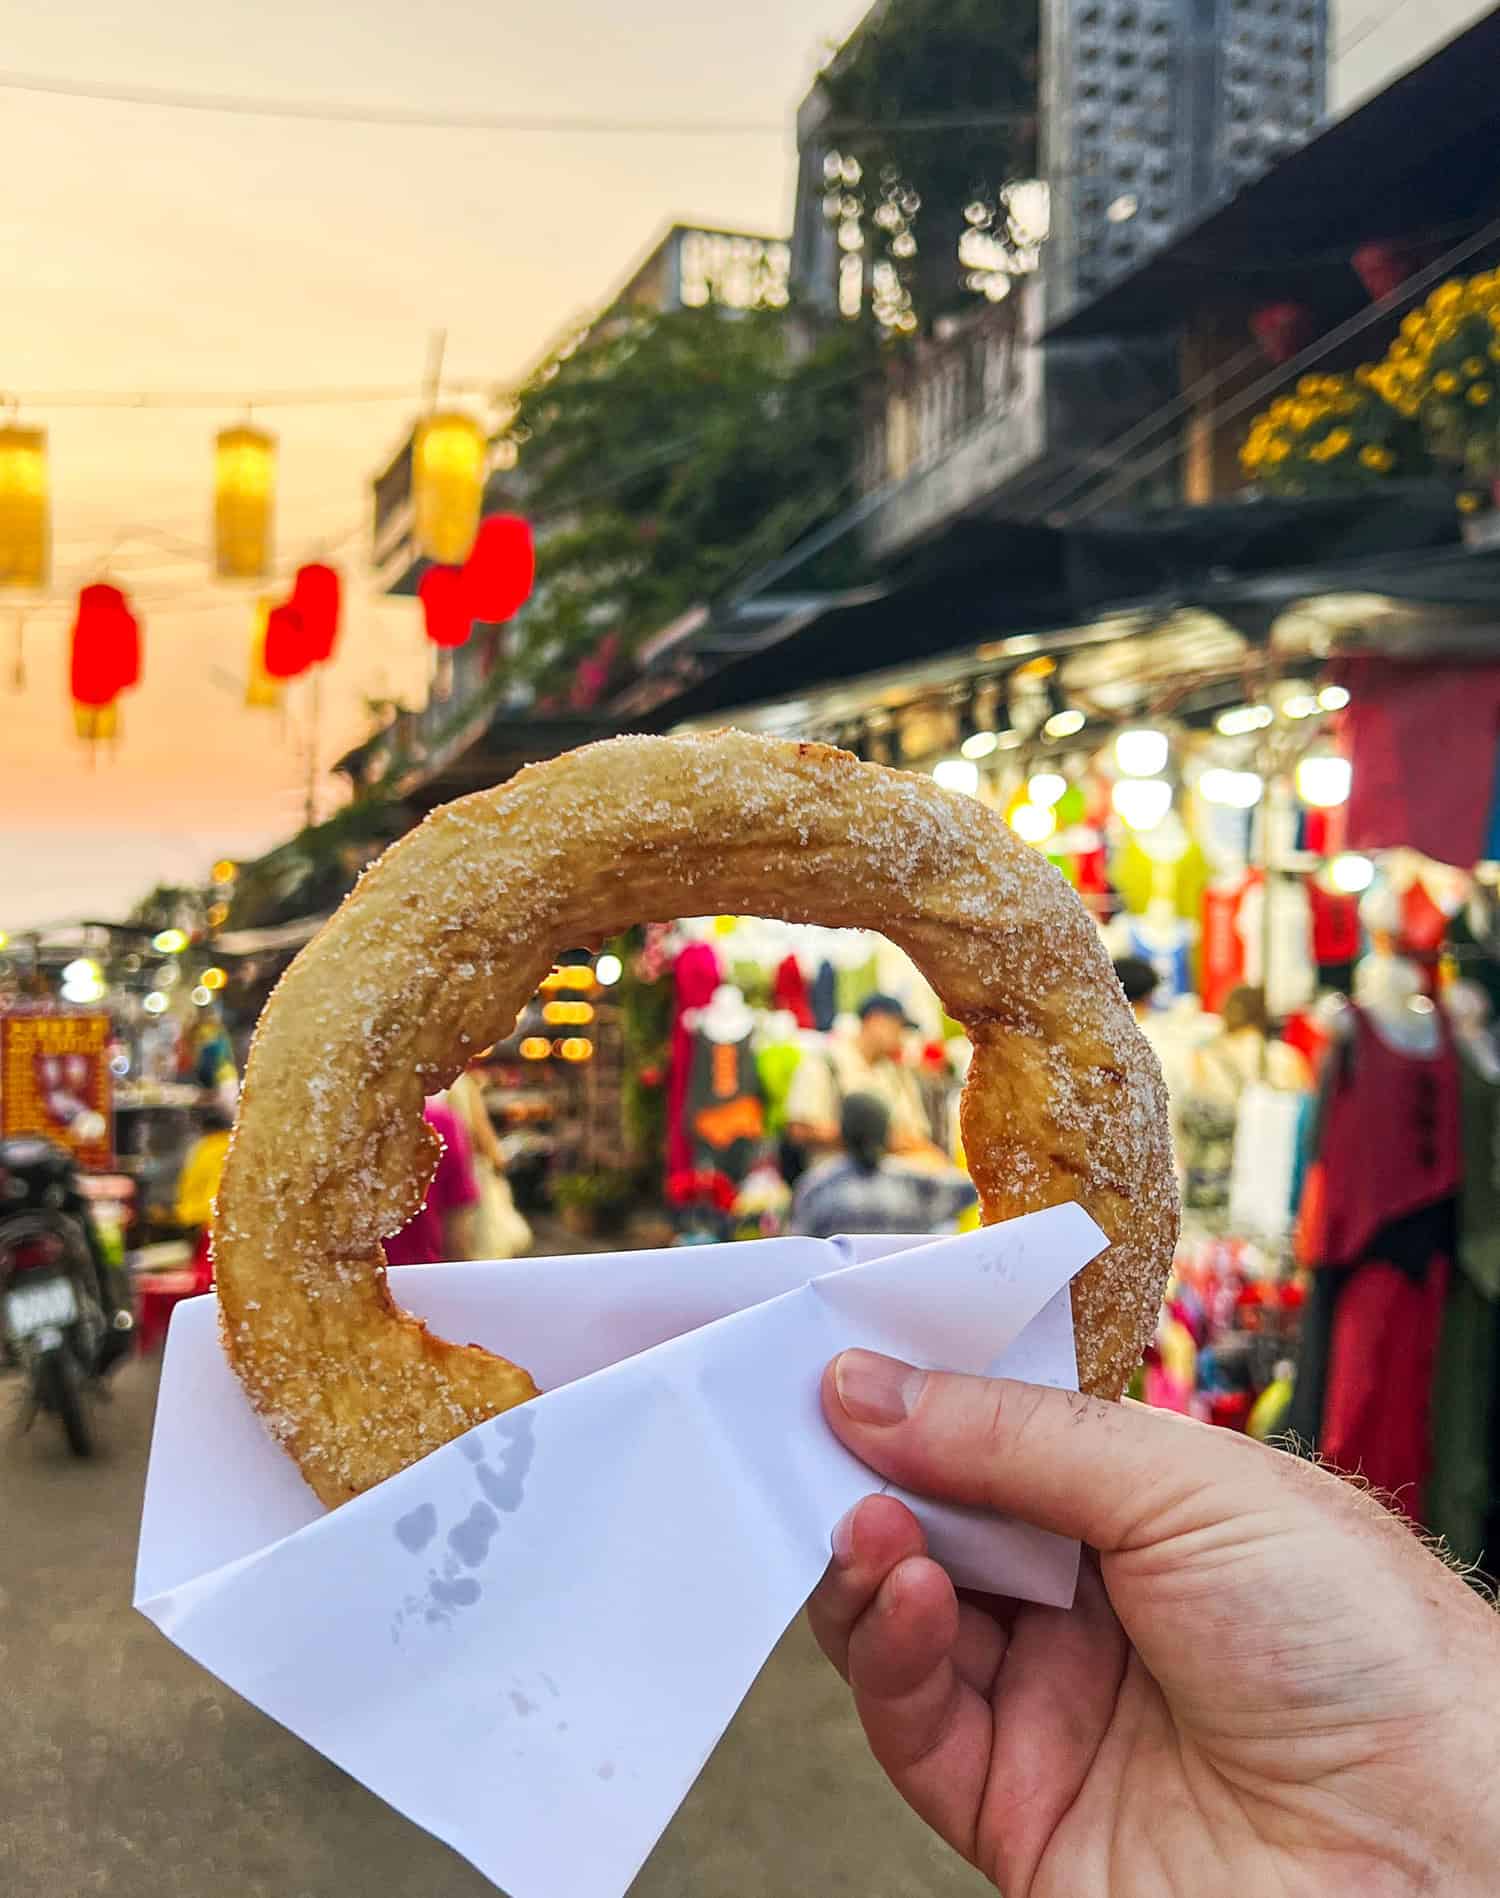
left=790, top=1093, right=977, bottom=1240
left=447, top=1061, right=532, bottom=1259
left=785, top=995, right=940, bottom=1166
left=1188, top=983, right=1312, bottom=1102
left=383, top=1097, right=481, bottom=1267
left=174, top=1101, right=234, bottom=1291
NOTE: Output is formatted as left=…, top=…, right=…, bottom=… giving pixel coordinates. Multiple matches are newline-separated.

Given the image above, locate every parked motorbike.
left=0, top=1136, right=133, bottom=1456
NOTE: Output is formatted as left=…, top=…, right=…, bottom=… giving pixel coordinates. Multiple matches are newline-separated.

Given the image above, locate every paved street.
left=1, top=1354, right=986, bottom=1898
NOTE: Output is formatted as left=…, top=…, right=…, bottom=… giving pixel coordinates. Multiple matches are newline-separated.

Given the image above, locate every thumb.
left=824, top=1349, right=1289, bottom=1554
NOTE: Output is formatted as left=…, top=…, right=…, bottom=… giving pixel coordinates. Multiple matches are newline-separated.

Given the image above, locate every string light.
left=142, top=991, right=169, bottom=1016
left=1329, top=852, right=1375, bottom=894
left=1028, top=772, right=1067, bottom=808
left=1296, top=753, right=1352, bottom=809
left=1010, top=802, right=1056, bottom=844
left=594, top=953, right=623, bottom=987
left=1114, top=728, right=1169, bottom=777
left=932, top=757, right=980, bottom=796
left=1112, top=778, right=1173, bottom=830
left=1319, top=684, right=1351, bottom=712
left=152, top=928, right=188, bottom=954
left=1216, top=705, right=1274, bottom=736
left=1197, top=768, right=1264, bottom=808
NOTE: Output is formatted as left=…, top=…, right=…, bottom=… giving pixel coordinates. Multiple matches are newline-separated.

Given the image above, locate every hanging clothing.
left=1338, top=652, right=1500, bottom=866
left=1307, top=879, right=1361, bottom=991
left=666, top=942, right=722, bottom=1177
left=1427, top=1040, right=1500, bottom=1568
left=810, top=960, right=837, bottom=1033
left=686, top=1032, right=764, bottom=1185
left=771, top=955, right=814, bottom=1031
left=755, top=1039, right=803, bottom=1138
left=1290, top=1005, right=1461, bottom=1524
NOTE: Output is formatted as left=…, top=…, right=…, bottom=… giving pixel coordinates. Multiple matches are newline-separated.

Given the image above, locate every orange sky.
left=0, top=0, right=1477, bottom=929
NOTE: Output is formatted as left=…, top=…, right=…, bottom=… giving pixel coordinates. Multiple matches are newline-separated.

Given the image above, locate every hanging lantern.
left=412, top=412, right=486, bottom=564
left=69, top=584, right=137, bottom=706
left=262, top=602, right=311, bottom=679
left=463, top=513, right=535, bottom=622
left=1351, top=241, right=1418, bottom=303
left=246, top=601, right=282, bottom=709
left=1248, top=301, right=1316, bottom=364
left=0, top=425, right=48, bottom=588
left=290, top=562, right=341, bottom=663
left=419, top=564, right=473, bottom=648
left=214, top=425, right=276, bottom=579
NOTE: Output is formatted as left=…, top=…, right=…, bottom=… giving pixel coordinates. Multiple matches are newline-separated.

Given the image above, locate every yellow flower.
left=1297, top=376, right=1320, bottom=396
left=1458, top=491, right=1484, bottom=514
left=1359, top=444, right=1395, bottom=472
left=1402, top=313, right=1426, bottom=340
left=1290, top=402, right=1318, bottom=431
left=1468, top=383, right=1493, bottom=406
left=1356, top=364, right=1376, bottom=387
left=1464, top=356, right=1486, bottom=378
left=1489, top=341, right=1500, bottom=363
left=1324, top=428, right=1352, bottom=455
left=1432, top=281, right=1463, bottom=312
left=1435, top=370, right=1460, bottom=394
left=1265, top=439, right=1290, bottom=464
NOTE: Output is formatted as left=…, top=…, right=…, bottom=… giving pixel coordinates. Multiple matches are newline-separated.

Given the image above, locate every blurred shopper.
left=785, top=996, right=939, bottom=1169
left=447, top=1063, right=532, bottom=1259
left=790, top=1093, right=976, bottom=1240
left=174, top=1101, right=234, bottom=1290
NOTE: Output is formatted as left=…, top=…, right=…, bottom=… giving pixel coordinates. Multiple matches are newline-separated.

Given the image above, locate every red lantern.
left=419, top=564, right=473, bottom=648
left=262, top=602, right=311, bottom=679
left=1249, top=301, right=1316, bottom=364
left=69, top=583, right=140, bottom=706
left=290, top=562, right=341, bottom=663
left=1352, top=241, right=1415, bottom=303
left=462, top=514, right=534, bottom=623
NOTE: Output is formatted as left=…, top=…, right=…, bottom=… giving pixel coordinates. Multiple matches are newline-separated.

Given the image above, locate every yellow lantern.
left=0, top=425, right=49, bottom=588
left=245, top=600, right=282, bottom=710
left=215, top=425, right=276, bottom=579
left=412, top=412, right=486, bottom=564
left=73, top=702, right=117, bottom=742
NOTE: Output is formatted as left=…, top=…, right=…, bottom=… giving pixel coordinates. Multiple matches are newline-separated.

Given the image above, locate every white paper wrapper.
left=136, top=1204, right=1103, bottom=1898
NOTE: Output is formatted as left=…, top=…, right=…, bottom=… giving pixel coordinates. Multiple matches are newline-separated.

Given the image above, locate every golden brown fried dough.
left=215, top=732, right=1178, bottom=1506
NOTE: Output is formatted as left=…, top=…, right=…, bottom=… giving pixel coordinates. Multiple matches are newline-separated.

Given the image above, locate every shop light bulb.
left=1112, top=777, right=1173, bottom=830
left=1296, top=753, right=1352, bottom=809
left=1114, top=728, right=1169, bottom=778
left=152, top=928, right=189, bottom=955
left=960, top=729, right=999, bottom=761
left=1028, top=771, right=1067, bottom=808
left=518, top=1036, right=552, bottom=1061
left=1329, top=852, right=1375, bottom=894
left=1043, top=707, right=1086, bottom=740
left=63, top=958, right=101, bottom=987
left=1282, top=693, right=1321, bottom=721
left=62, top=972, right=106, bottom=1004
left=594, top=953, right=623, bottom=987
left=191, top=986, right=213, bottom=1008
left=1319, top=684, right=1351, bottom=712
left=558, top=1037, right=594, bottom=1063
left=143, top=991, right=169, bottom=1016
left=932, top=757, right=980, bottom=796
left=1010, top=801, right=1057, bottom=845
left=1216, top=705, right=1274, bottom=737
left=200, top=966, right=227, bottom=991
left=1198, top=767, right=1264, bottom=809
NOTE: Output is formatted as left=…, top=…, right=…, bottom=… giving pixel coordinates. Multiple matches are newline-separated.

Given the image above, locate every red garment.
left=1322, top=1255, right=1449, bottom=1524
left=1201, top=875, right=1253, bottom=1017
left=1400, top=878, right=1448, bottom=957
left=772, top=954, right=813, bottom=1030
left=1310, top=1007, right=1461, bottom=1522
left=1307, top=880, right=1360, bottom=968
left=1315, top=1005, right=1460, bottom=1271
left=1281, top=1008, right=1331, bottom=1077
left=383, top=1101, right=479, bottom=1267
left=666, top=941, right=721, bottom=1176
left=1337, top=654, right=1500, bottom=867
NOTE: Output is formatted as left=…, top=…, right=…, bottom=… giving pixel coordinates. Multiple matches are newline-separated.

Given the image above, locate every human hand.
left=809, top=1351, right=1500, bottom=1898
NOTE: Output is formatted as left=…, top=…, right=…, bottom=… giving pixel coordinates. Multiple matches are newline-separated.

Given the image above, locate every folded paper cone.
left=136, top=1205, right=1102, bottom=1898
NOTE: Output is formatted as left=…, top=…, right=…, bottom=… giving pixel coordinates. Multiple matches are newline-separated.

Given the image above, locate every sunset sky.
left=0, top=0, right=1480, bottom=929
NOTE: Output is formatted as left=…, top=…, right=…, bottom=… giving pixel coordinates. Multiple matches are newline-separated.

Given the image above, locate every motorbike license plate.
left=5, top=1277, right=79, bottom=1339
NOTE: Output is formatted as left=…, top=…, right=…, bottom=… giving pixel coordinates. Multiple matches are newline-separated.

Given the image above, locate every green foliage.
left=224, top=797, right=408, bottom=931
left=817, top=0, right=1039, bottom=329
left=504, top=308, right=870, bottom=699
left=550, top=1170, right=636, bottom=1215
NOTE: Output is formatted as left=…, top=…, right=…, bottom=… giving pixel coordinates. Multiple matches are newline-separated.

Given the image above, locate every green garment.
left=1427, top=1045, right=1500, bottom=1569
left=755, top=1041, right=803, bottom=1137
left=834, top=954, right=880, bottom=1020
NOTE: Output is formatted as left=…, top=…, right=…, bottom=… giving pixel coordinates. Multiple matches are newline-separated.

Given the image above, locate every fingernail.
left=833, top=1349, right=922, bottom=1426
left=831, top=1504, right=858, bottom=1565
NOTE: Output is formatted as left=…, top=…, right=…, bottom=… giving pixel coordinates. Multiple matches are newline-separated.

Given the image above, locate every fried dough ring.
left=215, top=731, right=1178, bottom=1506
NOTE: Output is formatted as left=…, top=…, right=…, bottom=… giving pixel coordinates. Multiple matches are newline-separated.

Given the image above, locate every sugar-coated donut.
left=214, top=732, right=1178, bottom=1506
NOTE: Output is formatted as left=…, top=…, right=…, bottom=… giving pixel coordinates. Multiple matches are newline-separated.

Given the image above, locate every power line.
left=0, top=70, right=1040, bottom=140
left=0, top=70, right=786, bottom=136
left=7, top=379, right=493, bottom=411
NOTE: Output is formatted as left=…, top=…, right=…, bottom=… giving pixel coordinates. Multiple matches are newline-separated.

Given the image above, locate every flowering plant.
left=1389, top=272, right=1500, bottom=504
left=1239, top=372, right=1424, bottom=496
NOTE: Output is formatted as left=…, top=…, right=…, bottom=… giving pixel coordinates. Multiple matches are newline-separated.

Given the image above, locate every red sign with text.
left=0, top=1012, right=114, bottom=1169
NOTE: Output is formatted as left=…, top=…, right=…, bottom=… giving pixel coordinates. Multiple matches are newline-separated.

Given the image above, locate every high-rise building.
left=1042, top=0, right=1326, bottom=321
